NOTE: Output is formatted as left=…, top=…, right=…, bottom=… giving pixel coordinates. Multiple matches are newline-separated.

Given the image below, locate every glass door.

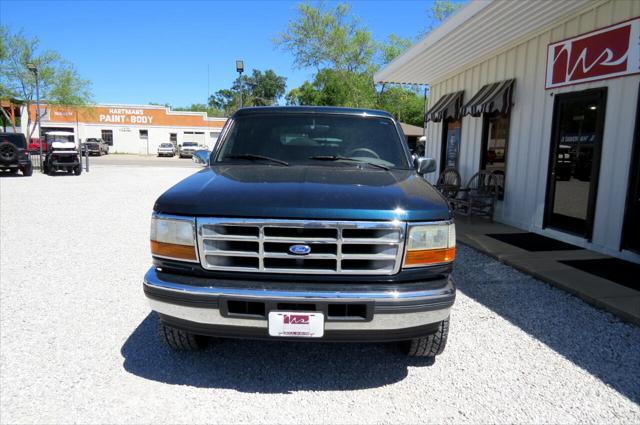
left=622, top=85, right=640, bottom=253
left=544, top=88, right=607, bottom=239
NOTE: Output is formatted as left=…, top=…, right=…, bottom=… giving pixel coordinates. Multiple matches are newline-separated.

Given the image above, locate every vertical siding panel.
left=520, top=36, right=541, bottom=227
left=594, top=0, right=613, bottom=27
left=533, top=30, right=553, bottom=229
left=563, top=15, right=580, bottom=40
left=505, top=43, right=527, bottom=224
left=612, top=0, right=632, bottom=22
left=578, top=8, right=596, bottom=33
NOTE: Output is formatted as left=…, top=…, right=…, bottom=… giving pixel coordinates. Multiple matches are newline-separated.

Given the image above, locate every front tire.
left=159, top=321, right=206, bottom=350
left=74, top=165, right=82, bottom=176
left=402, top=316, right=450, bottom=357
left=22, top=164, right=33, bottom=176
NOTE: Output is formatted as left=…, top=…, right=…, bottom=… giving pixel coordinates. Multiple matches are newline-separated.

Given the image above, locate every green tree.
left=429, top=0, right=464, bottom=24
left=247, top=69, right=287, bottom=106
left=0, top=26, right=92, bottom=137
left=377, top=86, right=424, bottom=125
left=379, top=34, right=412, bottom=65
left=274, top=3, right=376, bottom=73
left=209, top=69, right=287, bottom=116
left=275, top=2, right=425, bottom=124
left=172, top=103, right=224, bottom=117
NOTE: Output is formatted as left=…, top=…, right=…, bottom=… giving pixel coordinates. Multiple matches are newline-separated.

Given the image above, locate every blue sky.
left=1, top=1, right=441, bottom=107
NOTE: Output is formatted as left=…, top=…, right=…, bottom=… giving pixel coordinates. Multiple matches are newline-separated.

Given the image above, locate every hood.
left=154, top=165, right=450, bottom=221
left=52, top=141, right=76, bottom=150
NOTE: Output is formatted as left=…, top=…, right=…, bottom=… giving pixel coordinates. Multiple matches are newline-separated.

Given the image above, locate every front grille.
left=197, top=218, right=406, bottom=275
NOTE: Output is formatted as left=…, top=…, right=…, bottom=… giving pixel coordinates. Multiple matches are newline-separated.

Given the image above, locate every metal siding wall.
left=426, top=0, right=640, bottom=261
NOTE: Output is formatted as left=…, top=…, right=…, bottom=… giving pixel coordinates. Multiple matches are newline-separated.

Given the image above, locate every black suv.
left=0, top=133, right=33, bottom=176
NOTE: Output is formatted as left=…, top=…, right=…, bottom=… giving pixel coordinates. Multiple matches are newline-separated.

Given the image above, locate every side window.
left=139, top=130, right=148, bottom=139
left=481, top=112, right=510, bottom=200
left=101, top=130, right=113, bottom=146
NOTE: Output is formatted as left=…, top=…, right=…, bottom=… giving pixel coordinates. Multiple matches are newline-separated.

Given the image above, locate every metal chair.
left=450, top=170, right=498, bottom=222
left=491, top=169, right=505, bottom=200
left=435, top=167, right=462, bottom=201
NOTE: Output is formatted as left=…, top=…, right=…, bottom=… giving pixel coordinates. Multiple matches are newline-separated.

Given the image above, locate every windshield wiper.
left=225, top=154, right=289, bottom=166
left=309, top=155, right=389, bottom=171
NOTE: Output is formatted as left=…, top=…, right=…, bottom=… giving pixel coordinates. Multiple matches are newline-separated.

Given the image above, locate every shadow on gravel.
left=121, top=313, right=434, bottom=393
left=0, top=173, right=28, bottom=178
left=454, top=244, right=640, bottom=404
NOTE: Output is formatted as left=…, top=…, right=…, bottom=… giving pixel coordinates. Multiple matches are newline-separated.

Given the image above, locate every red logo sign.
left=283, top=314, right=309, bottom=325
left=546, top=18, right=640, bottom=89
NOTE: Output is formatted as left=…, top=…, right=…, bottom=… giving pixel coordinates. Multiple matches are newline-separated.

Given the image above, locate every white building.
left=376, top=0, right=640, bottom=263
left=24, top=103, right=227, bottom=154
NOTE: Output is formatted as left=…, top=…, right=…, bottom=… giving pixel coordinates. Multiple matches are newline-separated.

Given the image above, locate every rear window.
left=183, top=142, right=198, bottom=147
left=0, top=133, right=27, bottom=149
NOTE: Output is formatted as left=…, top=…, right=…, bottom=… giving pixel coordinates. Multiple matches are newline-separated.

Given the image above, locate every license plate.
left=268, top=311, right=324, bottom=338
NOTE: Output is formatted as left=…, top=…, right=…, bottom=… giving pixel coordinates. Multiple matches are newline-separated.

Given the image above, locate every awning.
left=425, top=91, right=464, bottom=122
left=463, top=79, right=515, bottom=117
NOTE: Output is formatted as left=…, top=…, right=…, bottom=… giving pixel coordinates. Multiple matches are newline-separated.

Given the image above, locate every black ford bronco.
left=0, top=133, right=33, bottom=176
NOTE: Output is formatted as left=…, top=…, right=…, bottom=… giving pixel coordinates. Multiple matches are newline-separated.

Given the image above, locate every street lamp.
left=26, top=63, right=43, bottom=163
left=236, top=60, right=244, bottom=109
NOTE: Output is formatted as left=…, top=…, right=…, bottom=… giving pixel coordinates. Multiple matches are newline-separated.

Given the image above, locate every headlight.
left=403, top=222, right=455, bottom=268
left=150, top=216, right=198, bottom=262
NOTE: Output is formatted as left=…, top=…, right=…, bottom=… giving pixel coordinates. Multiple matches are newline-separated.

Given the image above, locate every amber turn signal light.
left=403, top=247, right=456, bottom=267
left=150, top=240, right=197, bottom=261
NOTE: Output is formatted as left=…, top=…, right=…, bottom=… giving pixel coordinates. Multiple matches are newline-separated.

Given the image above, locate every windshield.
left=182, top=142, right=198, bottom=147
left=160, top=143, right=173, bottom=147
left=214, top=114, right=410, bottom=168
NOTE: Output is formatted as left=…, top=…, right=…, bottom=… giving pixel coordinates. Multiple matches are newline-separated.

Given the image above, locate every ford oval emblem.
left=289, top=244, right=311, bottom=255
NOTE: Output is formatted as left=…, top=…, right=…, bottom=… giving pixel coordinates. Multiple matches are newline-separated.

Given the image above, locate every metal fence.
left=28, top=152, right=42, bottom=170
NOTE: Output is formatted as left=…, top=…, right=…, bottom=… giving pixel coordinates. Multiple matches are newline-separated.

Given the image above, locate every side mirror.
left=414, top=156, right=437, bottom=175
left=192, top=149, right=210, bottom=166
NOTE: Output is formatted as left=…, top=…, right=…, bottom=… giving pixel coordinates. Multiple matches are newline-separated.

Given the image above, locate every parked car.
left=157, top=142, right=176, bottom=157
left=42, top=131, right=82, bottom=175
left=28, top=137, right=48, bottom=153
left=144, top=106, right=455, bottom=358
left=178, top=141, right=199, bottom=158
left=0, top=132, right=33, bottom=176
left=83, top=138, right=109, bottom=156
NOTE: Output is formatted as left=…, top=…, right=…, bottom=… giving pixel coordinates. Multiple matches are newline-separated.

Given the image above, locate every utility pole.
left=27, top=63, right=42, bottom=165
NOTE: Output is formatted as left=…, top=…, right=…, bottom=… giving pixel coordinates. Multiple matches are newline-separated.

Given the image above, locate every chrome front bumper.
left=143, top=267, right=454, bottom=339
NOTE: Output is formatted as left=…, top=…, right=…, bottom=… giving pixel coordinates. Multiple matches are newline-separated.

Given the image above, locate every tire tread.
left=404, top=316, right=450, bottom=357
left=159, top=321, right=204, bottom=350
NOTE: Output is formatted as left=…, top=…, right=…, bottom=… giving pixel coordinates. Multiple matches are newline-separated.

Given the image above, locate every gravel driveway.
left=1, top=166, right=639, bottom=424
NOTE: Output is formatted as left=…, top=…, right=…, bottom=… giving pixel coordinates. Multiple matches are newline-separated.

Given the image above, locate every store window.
left=480, top=112, right=511, bottom=199
left=139, top=130, right=148, bottom=139
left=440, top=119, right=462, bottom=172
left=170, top=133, right=177, bottom=143
left=101, top=129, right=113, bottom=146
